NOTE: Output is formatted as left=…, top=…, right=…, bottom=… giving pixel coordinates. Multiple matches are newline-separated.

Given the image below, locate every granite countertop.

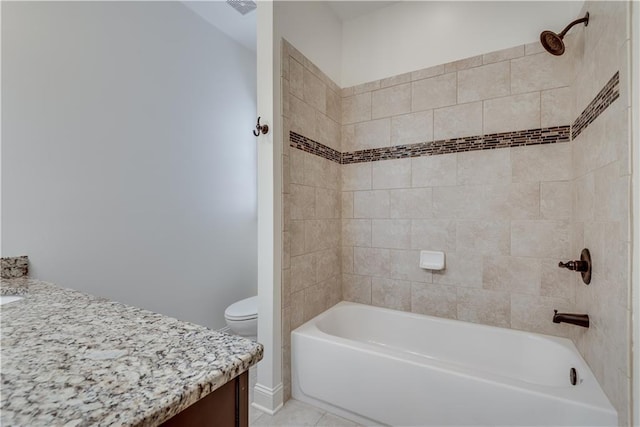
left=1, top=279, right=263, bottom=427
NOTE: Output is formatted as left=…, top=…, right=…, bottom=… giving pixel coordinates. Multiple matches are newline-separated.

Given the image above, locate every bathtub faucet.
left=553, top=310, right=589, bottom=328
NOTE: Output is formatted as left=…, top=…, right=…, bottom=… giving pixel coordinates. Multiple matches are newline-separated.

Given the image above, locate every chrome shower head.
left=540, top=12, right=589, bottom=56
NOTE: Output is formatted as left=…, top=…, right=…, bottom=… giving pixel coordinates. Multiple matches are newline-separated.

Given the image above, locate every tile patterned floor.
left=250, top=399, right=361, bottom=427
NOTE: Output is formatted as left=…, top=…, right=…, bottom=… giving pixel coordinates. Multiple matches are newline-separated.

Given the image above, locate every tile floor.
left=250, top=399, right=361, bottom=427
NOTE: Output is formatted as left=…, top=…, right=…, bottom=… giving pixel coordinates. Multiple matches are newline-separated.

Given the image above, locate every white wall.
left=341, top=1, right=585, bottom=86
left=1, top=1, right=257, bottom=330
left=275, top=1, right=343, bottom=86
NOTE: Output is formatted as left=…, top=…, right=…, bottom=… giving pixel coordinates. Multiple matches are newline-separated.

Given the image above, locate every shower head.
left=540, top=12, right=589, bottom=56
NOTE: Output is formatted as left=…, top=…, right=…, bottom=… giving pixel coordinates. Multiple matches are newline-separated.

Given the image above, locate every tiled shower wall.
left=340, top=39, right=580, bottom=337
left=281, top=41, right=342, bottom=400
left=570, top=2, right=632, bottom=424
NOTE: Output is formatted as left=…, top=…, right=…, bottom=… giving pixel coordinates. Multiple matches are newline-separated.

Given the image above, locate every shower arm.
left=558, top=13, right=589, bottom=38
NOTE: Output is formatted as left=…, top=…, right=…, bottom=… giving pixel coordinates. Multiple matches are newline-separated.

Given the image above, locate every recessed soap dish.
left=419, top=251, right=445, bottom=270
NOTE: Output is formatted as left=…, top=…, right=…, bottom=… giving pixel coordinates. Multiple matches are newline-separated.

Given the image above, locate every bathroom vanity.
left=0, top=279, right=262, bottom=426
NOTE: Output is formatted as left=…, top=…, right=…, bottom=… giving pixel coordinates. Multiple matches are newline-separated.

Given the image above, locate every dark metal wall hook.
left=253, top=117, right=269, bottom=136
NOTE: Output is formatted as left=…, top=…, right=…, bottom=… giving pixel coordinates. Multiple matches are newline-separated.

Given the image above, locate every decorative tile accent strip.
left=572, top=71, right=620, bottom=140
left=290, top=126, right=569, bottom=164
left=290, top=132, right=342, bottom=163
left=1, top=256, right=29, bottom=279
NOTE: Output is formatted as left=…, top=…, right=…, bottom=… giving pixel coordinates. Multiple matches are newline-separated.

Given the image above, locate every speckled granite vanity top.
left=0, top=279, right=263, bottom=427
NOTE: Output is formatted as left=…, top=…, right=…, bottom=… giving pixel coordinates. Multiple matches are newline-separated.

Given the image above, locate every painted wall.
left=1, top=1, right=257, bottom=330
left=569, top=2, right=633, bottom=424
left=275, top=1, right=342, bottom=86
left=341, top=1, right=585, bottom=86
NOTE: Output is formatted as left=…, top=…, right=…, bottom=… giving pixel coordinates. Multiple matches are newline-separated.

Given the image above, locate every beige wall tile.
left=303, top=68, right=326, bottom=114
left=483, top=92, right=541, bottom=135
left=282, top=78, right=290, bottom=119
left=411, top=282, right=457, bottom=319
left=457, top=287, right=511, bottom=328
left=353, top=118, right=391, bottom=150
left=291, top=290, right=304, bottom=329
left=391, top=110, right=433, bottom=145
left=354, top=247, right=391, bottom=278
left=457, top=220, right=510, bottom=255
left=483, top=45, right=524, bottom=64
left=512, top=142, right=571, bottom=183
left=315, top=112, right=341, bottom=152
left=282, top=231, right=290, bottom=269
left=511, top=220, right=571, bottom=258
left=434, top=101, right=483, bottom=140
left=389, top=249, right=432, bottom=283
left=342, top=219, right=372, bottom=247
left=458, top=61, right=510, bottom=103
left=511, top=53, right=573, bottom=94
left=341, top=192, right=354, bottom=218
left=411, top=64, right=445, bottom=81
left=291, top=252, right=316, bottom=293
left=351, top=80, right=382, bottom=95
left=290, top=95, right=318, bottom=142
left=390, top=188, right=433, bottom=219
left=342, top=92, right=371, bottom=124
left=483, top=256, right=541, bottom=295
left=290, top=184, right=315, bottom=220
left=433, top=252, right=483, bottom=288
left=304, top=284, right=328, bottom=321
left=342, top=274, right=372, bottom=304
left=326, top=87, right=341, bottom=123
left=289, top=148, right=305, bottom=185
left=316, top=248, right=340, bottom=283
left=411, top=219, right=457, bottom=252
left=540, top=258, right=575, bottom=301
left=316, top=188, right=340, bottom=219
left=524, top=41, right=545, bottom=56
left=372, top=219, right=411, bottom=249
left=282, top=154, right=290, bottom=195
left=289, top=58, right=303, bottom=99
left=372, top=159, right=411, bottom=189
left=541, top=181, right=572, bottom=220
left=290, top=220, right=305, bottom=256
left=372, top=83, right=411, bottom=119
left=485, top=183, right=540, bottom=220
left=354, top=190, right=390, bottom=218
left=457, top=148, right=511, bottom=185
left=541, top=87, right=571, bottom=128
left=342, top=246, right=354, bottom=274
left=381, top=72, right=411, bottom=88
left=342, top=124, right=356, bottom=152
left=411, top=73, right=457, bottom=112
left=432, top=185, right=485, bottom=219
left=411, top=153, right=457, bottom=187
left=511, top=293, right=574, bottom=337
left=342, top=163, right=372, bottom=191
left=444, top=55, right=483, bottom=72
left=304, top=219, right=340, bottom=252
left=372, top=277, right=411, bottom=311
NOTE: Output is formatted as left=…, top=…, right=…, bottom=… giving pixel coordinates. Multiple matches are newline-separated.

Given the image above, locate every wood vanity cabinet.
left=160, top=372, right=248, bottom=427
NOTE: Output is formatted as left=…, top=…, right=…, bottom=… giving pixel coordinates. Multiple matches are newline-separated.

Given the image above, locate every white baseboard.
left=252, top=383, right=284, bottom=415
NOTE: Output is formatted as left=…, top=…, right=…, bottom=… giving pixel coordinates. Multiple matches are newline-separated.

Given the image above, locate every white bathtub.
left=292, top=302, right=617, bottom=426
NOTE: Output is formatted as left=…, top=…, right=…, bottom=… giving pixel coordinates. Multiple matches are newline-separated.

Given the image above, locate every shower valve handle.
left=558, top=260, right=588, bottom=272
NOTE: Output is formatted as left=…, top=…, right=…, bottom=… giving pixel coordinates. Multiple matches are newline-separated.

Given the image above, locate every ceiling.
left=182, top=0, right=401, bottom=53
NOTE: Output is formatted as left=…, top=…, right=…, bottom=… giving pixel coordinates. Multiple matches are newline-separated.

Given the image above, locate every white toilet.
left=224, top=296, right=258, bottom=340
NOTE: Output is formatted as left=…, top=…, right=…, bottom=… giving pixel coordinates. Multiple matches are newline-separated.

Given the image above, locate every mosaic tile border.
left=572, top=71, right=620, bottom=140
left=290, top=126, right=570, bottom=165
left=289, top=70, right=618, bottom=164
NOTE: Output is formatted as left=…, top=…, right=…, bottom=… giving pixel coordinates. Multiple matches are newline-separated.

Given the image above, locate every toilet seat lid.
left=225, top=296, right=258, bottom=320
